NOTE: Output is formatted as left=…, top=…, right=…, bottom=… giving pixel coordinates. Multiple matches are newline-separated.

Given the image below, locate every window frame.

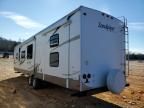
left=27, top=44, right=33, bottom=59
left=49, top=52, right=59, bottom=67
left=50, top=34, right=59, bottom=47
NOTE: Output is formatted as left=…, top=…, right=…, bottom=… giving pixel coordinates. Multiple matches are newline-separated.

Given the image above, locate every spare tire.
left=107, top=69, right=126, bottom=94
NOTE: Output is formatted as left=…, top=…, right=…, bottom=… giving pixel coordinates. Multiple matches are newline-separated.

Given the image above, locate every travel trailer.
left=14, top=6, right=129, bottom=94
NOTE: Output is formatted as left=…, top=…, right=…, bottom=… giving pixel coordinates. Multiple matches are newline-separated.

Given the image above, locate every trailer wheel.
left=32, top=78, right=39, bottom=89
left=28, top=76, right=33, bottom=86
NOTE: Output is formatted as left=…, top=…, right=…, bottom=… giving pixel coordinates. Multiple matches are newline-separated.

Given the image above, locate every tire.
left=28, top=76, right=33, bottom=86
left=32, top=78, right=39, bottom=89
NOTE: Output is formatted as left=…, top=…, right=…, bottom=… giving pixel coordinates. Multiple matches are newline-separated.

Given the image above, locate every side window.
left=21, top=51, right=25, bottom=59
left=19, top=48, right=21, bottom=61
left=50, top=52, right=59, bottom=67
left=27, top=44, right=33, bottom=59
left=50, top=34, right=59, bottom=47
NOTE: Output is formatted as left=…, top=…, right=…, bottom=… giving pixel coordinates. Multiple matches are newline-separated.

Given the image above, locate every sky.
left=0, top=0, right=144, bottom=53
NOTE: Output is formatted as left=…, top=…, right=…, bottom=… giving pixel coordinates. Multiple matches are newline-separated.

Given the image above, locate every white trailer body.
left=14, top=6, right=126, bottom=93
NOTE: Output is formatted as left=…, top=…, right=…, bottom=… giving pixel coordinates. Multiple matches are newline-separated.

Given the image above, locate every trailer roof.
left=17, top=6, right=123, bottom=47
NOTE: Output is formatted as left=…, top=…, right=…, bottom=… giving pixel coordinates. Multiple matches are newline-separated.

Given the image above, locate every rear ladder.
left=124, top=18, right=129, bottom=77
left=118, top=16, right=130, bottom=77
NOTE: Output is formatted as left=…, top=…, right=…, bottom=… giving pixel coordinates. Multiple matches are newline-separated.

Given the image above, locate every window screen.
left=21, top=51, right=25, bottom=59
left=27, top=44, right=33, bottom=59
left=50, top=52, right=59, bottom=67
left=50, top=34, right=59, bottom=47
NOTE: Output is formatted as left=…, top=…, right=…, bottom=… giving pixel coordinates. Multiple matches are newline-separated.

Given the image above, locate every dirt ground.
left=0, top=58, right=144, bottom=108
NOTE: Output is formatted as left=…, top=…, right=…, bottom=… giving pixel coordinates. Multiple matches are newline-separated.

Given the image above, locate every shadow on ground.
left=0, top=75, right=121, bottom=108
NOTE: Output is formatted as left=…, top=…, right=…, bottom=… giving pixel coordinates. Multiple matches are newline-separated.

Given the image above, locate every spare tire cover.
left=107, top=69, right=126, bottom=94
